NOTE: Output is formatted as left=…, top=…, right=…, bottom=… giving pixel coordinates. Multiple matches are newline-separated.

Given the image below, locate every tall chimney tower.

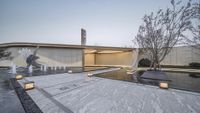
left=81, top=28, right=86, bottom=45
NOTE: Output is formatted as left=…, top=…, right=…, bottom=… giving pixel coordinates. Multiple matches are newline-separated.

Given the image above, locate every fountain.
left=7, top=46, right=68, bottom=77
left=40, top=65, right=43, bottom=71
left=18, top=48, right=32, bottom=59
left=28, top=65, right=33, bottom=73
left=11, top=63, right=16, bottom=74
left=44, top=65, right=47, bottom=72
left=51, top=66, right=53, bottom=71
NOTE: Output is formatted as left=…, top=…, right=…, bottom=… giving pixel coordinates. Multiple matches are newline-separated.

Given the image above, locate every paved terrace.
left=17, top=68, right=200, bottom=113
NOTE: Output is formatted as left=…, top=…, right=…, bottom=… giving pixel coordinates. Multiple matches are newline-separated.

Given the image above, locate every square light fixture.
left=159, top=82, right=168, bottom=89
left=24, top=81, right=35, bottom=90
left=68, top=70, right=72, bottom=73
left=15, top=75, right=23, bottom=80
left=87, top=73, right=93, bottom=77
left=126, top=71, right=133, bottom=75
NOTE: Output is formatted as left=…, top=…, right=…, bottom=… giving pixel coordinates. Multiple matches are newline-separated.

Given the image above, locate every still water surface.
left=95, top=69, right=200, bottom=93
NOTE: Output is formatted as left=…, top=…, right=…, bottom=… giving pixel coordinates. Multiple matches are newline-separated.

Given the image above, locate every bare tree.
left=135, top=0, right=194, bottom=70
left=185, top=1, right=200, bottom=50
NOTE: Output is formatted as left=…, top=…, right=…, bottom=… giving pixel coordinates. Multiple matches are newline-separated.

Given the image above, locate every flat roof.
left=0, top=42, right=134, bottom=51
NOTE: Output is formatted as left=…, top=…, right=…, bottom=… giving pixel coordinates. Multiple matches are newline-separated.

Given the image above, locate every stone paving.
left=18, top=68, right=200, bottom=113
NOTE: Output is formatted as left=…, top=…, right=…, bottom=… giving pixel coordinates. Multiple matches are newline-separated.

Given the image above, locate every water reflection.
left=95, top=69, right=200, bottom=93
left=167, top=72, right=200, bottom=92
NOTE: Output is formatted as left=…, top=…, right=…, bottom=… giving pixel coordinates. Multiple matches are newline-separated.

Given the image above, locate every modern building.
left=0, top=42, right=136, bottom=68
left=1, top=42, right=200, bottom=68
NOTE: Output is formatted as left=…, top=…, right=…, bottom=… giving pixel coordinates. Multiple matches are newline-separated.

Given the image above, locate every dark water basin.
left=95, top=69, right=200, bottom=93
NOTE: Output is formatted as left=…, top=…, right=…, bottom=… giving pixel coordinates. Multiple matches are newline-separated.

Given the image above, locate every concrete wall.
left=139, top=46, right=200, bottom=66
left=3, top=46, right=197, bottom=67
left=161, top=46, right=200, bottom=66
left=0, top=47, right=83, bottom=67
left=85, top=51, right=136, bottom=67
left=84, top=53, right=95, bottom=66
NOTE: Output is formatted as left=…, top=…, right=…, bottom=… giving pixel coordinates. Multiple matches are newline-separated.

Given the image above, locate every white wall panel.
left=0, top=47, right=83, bottom=67
left=140, top=46, right=200, bottom=66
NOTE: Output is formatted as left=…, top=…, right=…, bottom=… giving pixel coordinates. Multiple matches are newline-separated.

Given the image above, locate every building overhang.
left=0, top=42, right=135, bottom=53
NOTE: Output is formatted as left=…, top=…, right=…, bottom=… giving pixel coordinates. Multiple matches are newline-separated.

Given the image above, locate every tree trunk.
left=153, top=62, right=157, bottom=71
left=153, top=58, right=159, bottom=71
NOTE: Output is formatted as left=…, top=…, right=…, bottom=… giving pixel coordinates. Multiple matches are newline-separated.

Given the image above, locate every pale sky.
left=0, top=0, right=175, bottom=47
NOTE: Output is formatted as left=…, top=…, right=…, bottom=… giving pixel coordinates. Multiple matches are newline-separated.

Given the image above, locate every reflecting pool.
left=95, top=69, right=200, bottom=93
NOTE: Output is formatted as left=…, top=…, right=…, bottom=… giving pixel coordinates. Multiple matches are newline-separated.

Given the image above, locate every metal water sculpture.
left=26, top=46, right=41, bottom=68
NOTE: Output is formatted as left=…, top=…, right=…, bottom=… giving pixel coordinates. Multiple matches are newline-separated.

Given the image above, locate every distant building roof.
left=0, top=42, right=134, bottom=52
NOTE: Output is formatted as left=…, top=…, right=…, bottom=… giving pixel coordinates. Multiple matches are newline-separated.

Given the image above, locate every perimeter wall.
left=0, top=47, right=83, bottom=67
left=138, top=46, right=200, bottom=66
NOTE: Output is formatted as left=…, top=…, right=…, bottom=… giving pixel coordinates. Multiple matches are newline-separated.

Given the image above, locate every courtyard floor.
left=17, top=68, right=200, bottom=113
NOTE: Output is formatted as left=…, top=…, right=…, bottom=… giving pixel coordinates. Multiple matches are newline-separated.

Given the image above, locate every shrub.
left=189, top=62, right=200, bottom=68
left=138, top=58, right=151, bottom=67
